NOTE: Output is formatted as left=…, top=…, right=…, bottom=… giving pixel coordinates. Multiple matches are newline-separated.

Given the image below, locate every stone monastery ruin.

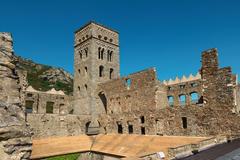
left=1, top=21, right=240, bottom=149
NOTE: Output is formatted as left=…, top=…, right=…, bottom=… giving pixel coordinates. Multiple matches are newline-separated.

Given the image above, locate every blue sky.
left=1, top=0, right=240, bottom=81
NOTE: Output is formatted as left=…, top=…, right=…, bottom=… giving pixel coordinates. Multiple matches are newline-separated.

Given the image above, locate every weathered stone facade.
left=2, top=22, right=240, bottom=139
left=0, top=33, right=32, bottom=160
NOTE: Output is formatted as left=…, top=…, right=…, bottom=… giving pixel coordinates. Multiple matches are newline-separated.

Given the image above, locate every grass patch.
left=45, top=153, right=80, bottom=160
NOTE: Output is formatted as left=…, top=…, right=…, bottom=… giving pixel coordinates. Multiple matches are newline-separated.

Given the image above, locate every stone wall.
left=27, top=114, right=91, bottom=138
left=24, top=90, right=71, bottom=115
left=0, top=32, right=32, bottom=160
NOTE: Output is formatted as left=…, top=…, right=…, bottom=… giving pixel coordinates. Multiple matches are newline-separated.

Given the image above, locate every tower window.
left=104, top=36, right=108, bottom=40
left=101, top=48, right=104, bottom=60
left=98, top=47, right=101, bottom=59
left=110, top=39, right=113, bottom=42
left=98, top=35, right=102, bottom=39
left=110, top=68, right=114, bottom=79
left=85, top=67, right=88, bottom=73
left=78, top=86, right=80, bottom=91
left=140, top=116, right=145, bottom=124
left=79, top=52, right=82, bottom=59
left=78, top=69, right=81, bottom=74
left=84, top=48, right=88, bottom=57
left=85, top=84, right=88, bottom=90
left=99, top=66, right=104, bottom=77
left=107, top=50, right=113, bottom=62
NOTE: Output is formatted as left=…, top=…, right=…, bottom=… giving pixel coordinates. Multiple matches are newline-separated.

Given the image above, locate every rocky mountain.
left=14, top=56, right=73, bottom=95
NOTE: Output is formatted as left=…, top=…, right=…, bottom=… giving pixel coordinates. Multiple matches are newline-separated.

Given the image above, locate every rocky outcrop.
left=0, top=32, right=32, bottom=160
left=38, top=68, right=73, bottom=84
left=14, top=56, right=73, bottom=95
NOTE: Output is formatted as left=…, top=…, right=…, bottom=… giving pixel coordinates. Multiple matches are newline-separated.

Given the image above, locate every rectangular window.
left=182, top=117, right=187, bottom=129
left=141, top=127, right=146, bottom=135
left=25, top=101, right=34, bottom=113
left=118, top=124, right=123, bottom=134
left=128, top=125, right=133, bottom=134
left=46, top=102, right=54, bottom=114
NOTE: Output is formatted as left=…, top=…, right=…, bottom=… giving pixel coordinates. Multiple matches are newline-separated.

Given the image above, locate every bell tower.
left=73, top=22, right=120, bottom=116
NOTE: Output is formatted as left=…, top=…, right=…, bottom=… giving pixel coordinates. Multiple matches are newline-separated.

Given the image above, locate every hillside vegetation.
left=14, top=56, right=73, bottom=95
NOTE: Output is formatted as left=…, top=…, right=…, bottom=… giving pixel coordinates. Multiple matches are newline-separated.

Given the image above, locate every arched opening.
left=168, top=96, right=174, bottom=107
left=98, top=92, right=107, bottom=113
left=79, top=52, right=82, bottom=59
left=125, top=78, right=132, bottom=89
left=99, top=66, right=104, bottom=77
left=98, top=47, right=101, bottom=59
left=190, top=92, right=199, bottom=104
left=84, top=67, right=88, bottom=74
left=110, top=68, right=114, bottom=79
left=84, top=48, right=88, bottom=57
left=128, top=124, right=133, bottom=134
left=117, top=122, right=123, bottom=134
left=85, top=121, right=91, bottom=134
left=101, top=48, right=104, bottom=60
left=179, top=94, right=186, bottom=106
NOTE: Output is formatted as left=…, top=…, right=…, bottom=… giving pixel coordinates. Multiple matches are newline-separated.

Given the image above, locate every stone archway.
left=98, top=92, right=107, bottom=114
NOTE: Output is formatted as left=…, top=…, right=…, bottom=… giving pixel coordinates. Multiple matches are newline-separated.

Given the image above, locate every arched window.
left=126, top=78, right=132, bottom=89
left=168, top=96, right=174, bottom=107
left=101, top=48, right=104, bottom=60
left=78, top=69, right=81, bottom=74
left=110, top=68, right=114, bottom=79
left=190, top=92, right=199, bottom=104
left=117, top=122, right=123, bottom=134
left=85, top=84, right=88, bottom=90
left=99, top=66, right=104, bottom=77
left=78, top=86, right=80, bottom=91
left=107, top=50, right=113, bottom=62
left=179, top=94, right=186, bottom=106
left=98, top=47, right=101, bottom=59
left=84, top=48, right=88, bottom=57
left=79, top=52, right=82, bottom=59
left=109, top=51, right=113, bottom=62
left=85, top=67, right=88, bottom=74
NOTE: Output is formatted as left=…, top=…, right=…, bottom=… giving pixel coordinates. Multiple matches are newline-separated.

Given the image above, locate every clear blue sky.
left=1, top=0, right=240, bottom=81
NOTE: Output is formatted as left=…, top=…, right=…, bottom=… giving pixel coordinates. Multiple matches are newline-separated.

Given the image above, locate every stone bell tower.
left=73, top=22, right=120, bottom=117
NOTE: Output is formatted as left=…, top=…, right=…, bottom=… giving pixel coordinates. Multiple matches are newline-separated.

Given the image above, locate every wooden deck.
left=31, top=134, right=208, bottom=159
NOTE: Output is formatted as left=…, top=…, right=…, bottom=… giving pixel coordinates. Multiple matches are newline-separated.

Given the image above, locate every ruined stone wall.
left=0, top=32, right=32, bottom=160
left=24, top=91, right=71, bottom=114
left=166, top=79, right=202, bottom=106
left=98, top=68, right=159, bottom=114
left=97, top=49, right=240, bottom=137
left=27, top=114, right=91, bottom=138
